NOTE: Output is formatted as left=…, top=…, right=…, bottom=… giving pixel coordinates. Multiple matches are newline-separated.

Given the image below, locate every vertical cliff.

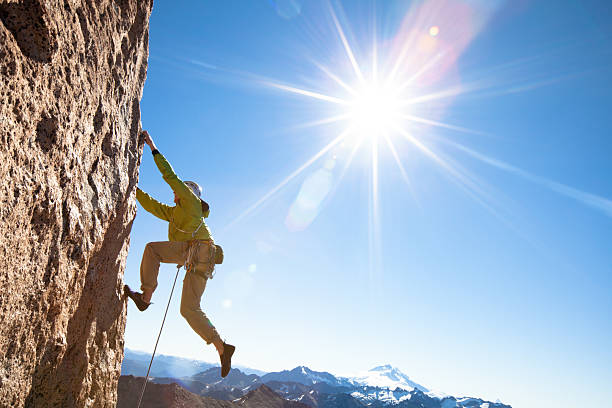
left=0, top=0, right=153, bottom=406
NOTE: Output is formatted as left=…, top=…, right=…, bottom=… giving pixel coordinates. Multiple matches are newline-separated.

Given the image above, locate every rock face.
left=0, top=0, right=152, bottom=406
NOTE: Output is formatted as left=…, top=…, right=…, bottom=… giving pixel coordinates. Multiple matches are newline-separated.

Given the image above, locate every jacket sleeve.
left=136, top=188, right=173, bottom=221
left=153, top=152, right=198, bottom=203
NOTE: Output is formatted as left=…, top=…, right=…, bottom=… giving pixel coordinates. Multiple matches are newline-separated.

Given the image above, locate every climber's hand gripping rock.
left=141, top=130, right=157, bottom=151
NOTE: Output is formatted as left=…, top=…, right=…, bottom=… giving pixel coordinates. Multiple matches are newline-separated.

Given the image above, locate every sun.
left=229, top=3, right=487, bottom=233
left=348, top=83, right=404, bottom=139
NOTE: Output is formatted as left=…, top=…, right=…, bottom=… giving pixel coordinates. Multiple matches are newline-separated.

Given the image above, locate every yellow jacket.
left=136, top=151, right=213, bottom=242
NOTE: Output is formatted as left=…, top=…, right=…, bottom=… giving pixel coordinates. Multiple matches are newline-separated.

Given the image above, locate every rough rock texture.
left=0, top=0, right=152, bottom=406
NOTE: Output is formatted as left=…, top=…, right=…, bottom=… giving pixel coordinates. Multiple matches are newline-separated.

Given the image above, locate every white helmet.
left=184, top=180, right=202, bottom=198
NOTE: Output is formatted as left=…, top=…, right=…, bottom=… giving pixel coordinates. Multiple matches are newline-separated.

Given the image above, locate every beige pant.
left=140, top=240, right=221, bottom=345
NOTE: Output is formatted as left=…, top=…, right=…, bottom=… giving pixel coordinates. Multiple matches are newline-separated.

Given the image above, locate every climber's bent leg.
left=180, top=272, right=222, bottom=345
left=140, top=241, right=188, bottom=294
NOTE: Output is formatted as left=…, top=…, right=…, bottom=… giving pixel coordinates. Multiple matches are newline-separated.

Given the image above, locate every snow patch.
left=347, top=364, right=429, bottom=392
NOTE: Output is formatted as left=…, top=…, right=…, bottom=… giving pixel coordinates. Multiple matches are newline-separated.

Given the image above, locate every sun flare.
left=229, top=1, right=497, bottom=238
left=348, top=83, right=404, bottom=139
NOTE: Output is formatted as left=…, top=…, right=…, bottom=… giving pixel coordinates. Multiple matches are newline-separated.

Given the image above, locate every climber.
left=124, top=130, right=235, bottom=378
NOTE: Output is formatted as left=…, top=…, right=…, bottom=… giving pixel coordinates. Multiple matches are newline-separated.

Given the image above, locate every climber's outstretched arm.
left=141, top=130, right=197, bottom=203
left=136, top=188, right=172, bottom=221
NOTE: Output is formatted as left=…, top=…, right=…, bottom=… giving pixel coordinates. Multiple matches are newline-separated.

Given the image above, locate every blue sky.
left=123, top=1, right=612, bottom=407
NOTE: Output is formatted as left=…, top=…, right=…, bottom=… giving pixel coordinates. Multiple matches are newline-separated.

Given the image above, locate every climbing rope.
left=136, top=264, right=182, bottom=408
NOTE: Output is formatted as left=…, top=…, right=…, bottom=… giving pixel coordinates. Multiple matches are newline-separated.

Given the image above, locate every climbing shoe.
left=124, top=285, right=151, bottom=311
left=220, top=342, right=235, bottom=378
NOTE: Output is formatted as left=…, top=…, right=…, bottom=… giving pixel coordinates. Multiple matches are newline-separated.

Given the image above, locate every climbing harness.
left=173, top=217, right=216, bottom=278
left=135, top=263, right=181, bottom=408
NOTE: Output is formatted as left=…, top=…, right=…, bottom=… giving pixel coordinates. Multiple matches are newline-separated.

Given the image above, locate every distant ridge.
left=261, top=366, right=352, bottom=388
left=235, top=384, right=310, bottom=407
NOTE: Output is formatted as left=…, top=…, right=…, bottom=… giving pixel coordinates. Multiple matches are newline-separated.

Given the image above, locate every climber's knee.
left=143, top=242, right=159, bottom=259
left=180, top=303, right=191, bottom=320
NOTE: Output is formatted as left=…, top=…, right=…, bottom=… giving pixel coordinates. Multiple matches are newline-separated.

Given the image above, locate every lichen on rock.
left=0, top=0, right=153, bottom=406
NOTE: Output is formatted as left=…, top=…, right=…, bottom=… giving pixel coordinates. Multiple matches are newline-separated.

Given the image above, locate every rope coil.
left=185, top=239, right=216, bottom=279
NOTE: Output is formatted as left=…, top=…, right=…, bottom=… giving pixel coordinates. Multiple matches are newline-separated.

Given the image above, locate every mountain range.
left=120, top=349, right=511, bottom=408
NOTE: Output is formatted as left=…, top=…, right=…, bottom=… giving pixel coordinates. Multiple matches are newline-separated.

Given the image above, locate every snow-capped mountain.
left=349, top=386, right=414, bottom=405
left=347, top=364, right=429, bottom=392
